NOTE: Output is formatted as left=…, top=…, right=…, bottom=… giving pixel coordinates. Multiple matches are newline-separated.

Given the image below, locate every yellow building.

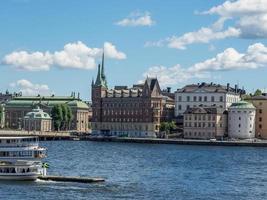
left=247, top=96, right=267, bottom=139
left=183, top=107, right=228, bottom=139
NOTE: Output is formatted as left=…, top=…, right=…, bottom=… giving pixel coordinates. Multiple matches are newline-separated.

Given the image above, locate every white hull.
left=0, top=173, right=39, bottom=181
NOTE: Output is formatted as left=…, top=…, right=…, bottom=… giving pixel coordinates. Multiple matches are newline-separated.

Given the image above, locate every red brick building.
left=91, top=54, right=174, bottom=137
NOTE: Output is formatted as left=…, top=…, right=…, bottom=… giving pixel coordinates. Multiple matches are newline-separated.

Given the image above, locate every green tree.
left=0, top=104, right=3, bottom=128
left=254, top=89, right=262, bottom=96
left=60, top=104, right=68, bottom=130
left=66, top=105, right=73, bottom=130
left=51, top=104, right=63, bottom=131
left=160, top=121, right=176, bottom=134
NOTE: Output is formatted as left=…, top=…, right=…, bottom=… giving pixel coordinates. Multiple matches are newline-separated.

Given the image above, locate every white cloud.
left=146, top=18, right=240, bottom=50
left=146, top=0, right=267, bottom=49
left=10, top=79, right=52, bottom=96
left=3, top=51, right=53, bottom=71
left=167, top=26, right=240, bottom=50
left=203, top=0, right=267, bottom=38
left=104, top=42, right=126, bottom=59
left=141, top=43, right=267, bottom=86
left=3, top=41, right=126, bottom=71
left=115, top=11, right=155, bottom=27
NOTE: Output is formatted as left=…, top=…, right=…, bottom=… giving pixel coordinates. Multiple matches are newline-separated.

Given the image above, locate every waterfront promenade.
left=1, top=130, right=267, bottom=147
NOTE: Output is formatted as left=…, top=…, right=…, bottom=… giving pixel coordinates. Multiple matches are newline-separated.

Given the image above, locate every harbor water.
left=0, top=141, right=267, bottom=200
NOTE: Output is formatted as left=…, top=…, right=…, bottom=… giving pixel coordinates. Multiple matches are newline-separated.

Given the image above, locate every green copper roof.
left=24, top=108, right=51, bottom=119
left=94, top=52, right=107, bottom=88
left=67, top=100, right=89, bottom=109
left=5, top=96, right=88, bottom=109
left=230, top=101, right=255, bottom=109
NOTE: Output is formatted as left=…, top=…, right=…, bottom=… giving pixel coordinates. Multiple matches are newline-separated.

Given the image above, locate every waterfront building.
left=228, top=101, right=256, bottom=139
left=183, top=107, right=228, bottom=139
left=175, top=82, right=244, bottom=117
left=23, top=107, right=52, bottom=132
left=247, top=96, right=267, bottom=139
left=91, top=53, right=174, bottom=138
left=4, top=95, right=89, bottom=132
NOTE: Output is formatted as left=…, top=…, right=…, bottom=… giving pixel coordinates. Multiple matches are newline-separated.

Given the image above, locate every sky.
left=1, top=0, right=267, bottom=100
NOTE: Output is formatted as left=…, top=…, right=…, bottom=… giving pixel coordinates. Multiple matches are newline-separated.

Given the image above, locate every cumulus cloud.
left=146, top=19, right=240, bottom=50
left=10, top=79, right=52, bottom=96
left=166, top=26, right=240, bottom=50
left=115, top=11, right=155, bottom=27
left=141, top=43, right=267, bottom=86
left=3, top=41, right=126, bottom=71
left=146, top=0, right=267, bottom=49
left=203, top=0, right=267, bottom=38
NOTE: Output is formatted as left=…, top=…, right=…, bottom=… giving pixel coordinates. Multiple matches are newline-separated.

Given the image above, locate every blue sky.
left=1, top=0, right=267, bottom=100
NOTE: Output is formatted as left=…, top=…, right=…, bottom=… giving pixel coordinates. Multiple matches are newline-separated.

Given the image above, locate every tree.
left=60, top=104, right=68, bottom=130
left=0, top=104, right=3, bottom=128
left=66, top=105, right=73, bottom=130
left=51, top=104, right=63, bottom=131
left=160, top=121, right=176, bottom=134
left=254, top=89, right=262, bottom=96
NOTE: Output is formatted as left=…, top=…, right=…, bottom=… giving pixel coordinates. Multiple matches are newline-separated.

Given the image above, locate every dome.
left=24, top=107, right=51, bottom=119
left=67, top=100, right=89, bottom=109
left=229, top=101, right=255, bottom=109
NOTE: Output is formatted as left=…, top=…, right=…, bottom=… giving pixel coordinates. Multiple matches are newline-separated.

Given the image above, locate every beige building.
left=183, top=107, right=228, bottom=139
left=247, top=96, right=267, bottom=139
left=24, top=107, right=52, bottom=132
left=4, top=95, right=89, bottom=132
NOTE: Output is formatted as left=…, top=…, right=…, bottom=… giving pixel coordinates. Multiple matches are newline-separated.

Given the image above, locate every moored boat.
left=0, top=136, right=46, bottom=181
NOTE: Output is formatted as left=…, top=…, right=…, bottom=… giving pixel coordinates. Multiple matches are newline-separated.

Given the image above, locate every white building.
left=175, top=83, right=243, bottom=117
left=228, top=101, right=256, bottom=139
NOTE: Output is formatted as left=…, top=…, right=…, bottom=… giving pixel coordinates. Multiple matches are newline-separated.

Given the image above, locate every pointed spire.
left=91, top=77, right=94, bottom=86
left=101, top=49, right=107, bottom=88
left=95, top=64, right=102, bottom=86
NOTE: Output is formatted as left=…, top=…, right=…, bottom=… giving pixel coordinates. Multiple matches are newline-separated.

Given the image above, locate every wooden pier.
left=38, top=175, right=105, bottom=183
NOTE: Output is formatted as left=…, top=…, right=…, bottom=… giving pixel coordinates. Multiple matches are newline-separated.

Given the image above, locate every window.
left=178, top=105, right=182, bottom=110
left=178, top=96, right=182, bottom=101
left=259, top=117, right=262, bottom=122
left=193, top=96, right=197, bottom=101
left=187, top=96, right=190, bottom=101
left=259, top=109, right=262, bottom=114
left=211, top=96, right=215, bottom=102
left=259, top=124, right=262, bottom=129
left=199, top=96, right=202, bottom=102
left=187, top=105, right=190, bottom=110
left=220, top=96, right=223, bottom=102
left=239, top=124, right=241, bottom=128
left=204, top=96, right=207, bottom=102
left=239, top=117, right=241, bottom=120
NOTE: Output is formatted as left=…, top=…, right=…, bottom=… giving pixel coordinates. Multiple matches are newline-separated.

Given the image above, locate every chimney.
left=227, top=83, right=230, bottom=91
left=167, top=87, right=171, bottom=93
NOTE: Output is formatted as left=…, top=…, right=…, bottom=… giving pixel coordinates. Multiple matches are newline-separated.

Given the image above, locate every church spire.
left=95, top=64, right=102, bottom=86
left=101, top=50, right=107, bottom=88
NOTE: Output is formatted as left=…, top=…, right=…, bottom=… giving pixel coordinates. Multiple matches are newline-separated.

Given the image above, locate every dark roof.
left=184, top=107, right=227, bottom=114
left=146, top=78, right=158, bottom=91
left=248, top=95, right=267, bottom=100
left=176, top=82, right=245, bottom=94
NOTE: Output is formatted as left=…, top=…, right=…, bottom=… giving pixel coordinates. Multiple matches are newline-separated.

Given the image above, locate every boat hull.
left=0, top=173, right=39, bottom=181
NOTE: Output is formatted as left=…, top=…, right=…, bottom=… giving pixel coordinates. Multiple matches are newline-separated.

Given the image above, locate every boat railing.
left=0, top=142, right=39, bottom=148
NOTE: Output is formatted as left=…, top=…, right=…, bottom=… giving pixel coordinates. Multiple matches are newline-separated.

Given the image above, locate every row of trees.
left=51, top=104, right=73, bottom=131
left=241, top=89, right=263, bottom=100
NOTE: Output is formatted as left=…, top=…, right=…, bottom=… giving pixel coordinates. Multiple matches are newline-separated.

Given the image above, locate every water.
left=0, top=141, right=267, bottom=200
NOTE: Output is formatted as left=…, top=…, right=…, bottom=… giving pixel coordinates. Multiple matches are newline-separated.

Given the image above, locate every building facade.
left=4, top=95, right=89, bottom=132
left=247, top=96, right=267, bottom=139
left=183, top=107, right=228, bottom=139
left=228, top=101, right=256, bottom=139
left=175, top=82, right=244, bottom=117
left=91, top=54, right=173, bottom=138
left=24, top=107, right=52, bottom=132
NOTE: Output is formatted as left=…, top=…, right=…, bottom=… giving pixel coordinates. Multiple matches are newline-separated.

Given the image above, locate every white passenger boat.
left=0, top=136, right=46, bottom=181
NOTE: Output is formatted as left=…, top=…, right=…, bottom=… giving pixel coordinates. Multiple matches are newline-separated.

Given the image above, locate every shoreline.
left=86, top=137, right=267, bottom=147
